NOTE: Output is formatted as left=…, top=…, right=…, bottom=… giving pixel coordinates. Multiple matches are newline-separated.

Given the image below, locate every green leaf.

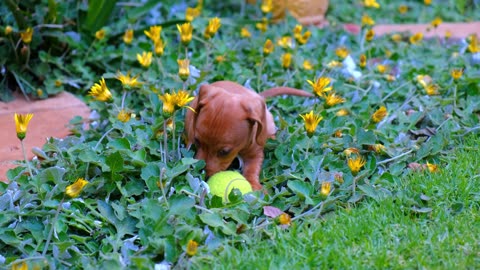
left=287, top=180, right=315, bottom=205
left=106, top=152, right=124, bottom=173
left=107, top=138, right=131, bottom=151
left=356, top=129, right=377, bottom=145
left=357, top=184, right=379, bottom=202
left=287, top=180, right=312, bottom=198
left=83, top=0, right=118, bottom=33
left=199, top=212, right=236, bottom=235
left=168, top=195, right=195, bottom=217
left=37, top=166, right=66, bottom=185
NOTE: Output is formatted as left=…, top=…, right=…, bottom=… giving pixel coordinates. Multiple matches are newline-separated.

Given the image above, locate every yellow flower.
left=14, top=113, right=34, bottom=140
left=215, top=55, right=226, bottom=63
left=256, top=17, right=268, bottom=32
left=174, top=90, right=195, bottom=109
left=177, top=23, right=193, bottom=45
left=20, top=27, right=33, bottom=43
left=36, top=88, right=44, bottom=97
left=303, top=60, right=313, bottom=70
left=240, top=27, right=251, bottom=38
left=365, top=29, right=375, bottom=42
left=261, top=0, right=273, bottom=13
left=424, top=0, right=432, bottom=5
left=416, top=74, right=431, bottom=88
left=177, top=59, right=190, bottom=81
left=11, top=261, right=27, bottom=270
left=372, top=144, right=386, bottom=153
left=324, top=92, right=345, bottom=107
left=117, top=109, right=131, bottom=123
left=336, top=109, right=349, bottom=116
left=292, top=25, right=310, bottom=45
left=391, top=33, right=402, bottom=42
left=281, top=53, right=292, bottom=69
left=425, top=84, right=439, bottom=95
left=278, top=213, right=291, bottom=225
left=377, top=64, right=387, bottom=74
left=426, top=162, right=439, bottom=173
left=293, top=25, right=303, bottom=39
left=185, top=6, right=201, bottom=21
left=144, top=25, right=162, bottom=43
left=431, top=17, right=442, bottom=28
left=348, top=155, right=366, bottom=175
left=385, top=74, right=396, bottom=82
left=137, top=51, right=153, bottom=68
left=468, top=35, right=479, bottom=53
left=335, top=46, right=349, bottom=59
left=159, top=92, right=176, bottom=115
left=409, top=32, right=423, bottom=45
left=55, top=80, right=62, bottom=87
left=300, top=110, right=323, bottom=137
left=372, top=106, right=387, bottom=123
left=364, top=0, right=380, bottom=8
left=89, top=77, right=112, bottom=102
left=277, top=36, right=294, bottom=48
left=154, top=38, right=166, bottom=55
left=344, top=147, right=360, bottom=156
left=321, top=182, right=332, bottom=196
left=451, top=68, right=463, bottom=80
left=186, top=239, right=198, bottom=256
left=334, top=173, right=344, bottom=183
left=263, top=39, right=274, bottom=56
left=123, top=29, right=133, bottom=44
left=398, top=5, right=408, bottom=14
left=204, top=17, right=221, bottom=39
left=95, top=29, right=106, bottom=40
left=327, top=60, right=342, bottom=68
left=359, top=54, right=367, bottom=68
left=5, top=25, right=13, bottom=35
left=296, top=31, right=311, bottom=45
left=66, top=178, right=89, bottom=198
left=307, top=77, right=332, bottom=97
left=445, top=30, right=452, bottom=39
left=361, top=14, right=375, bottom=26
left=116, top=71, right=142, bottom=89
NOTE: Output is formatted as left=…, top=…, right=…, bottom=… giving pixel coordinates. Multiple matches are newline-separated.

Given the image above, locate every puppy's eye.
left=218, top=149, right=231, bottom=157
left=194, top=138, right=201, bottom=147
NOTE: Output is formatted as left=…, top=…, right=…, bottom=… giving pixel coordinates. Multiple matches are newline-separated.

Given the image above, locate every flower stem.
left=20, top=139, right=33, bottom=177
left=94, top=127, right=114, bottom=151
left=257, top=56, right=265, bottom=91
left=43, top=197, right=65, bottom=256
left=163, top=120, right=168, bottom=162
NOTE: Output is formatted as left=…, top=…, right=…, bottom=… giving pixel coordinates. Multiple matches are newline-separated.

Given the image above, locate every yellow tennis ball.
left=207, top=171, right=252, bottom=203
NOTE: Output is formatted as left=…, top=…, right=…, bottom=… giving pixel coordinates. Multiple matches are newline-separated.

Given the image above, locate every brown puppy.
left=185, top=81, right=312, bottom=190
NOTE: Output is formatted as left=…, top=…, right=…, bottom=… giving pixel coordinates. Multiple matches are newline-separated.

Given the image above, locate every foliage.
left=1, top=0, right=480, bottom=269
left=199, top=135, right=480, bottom=269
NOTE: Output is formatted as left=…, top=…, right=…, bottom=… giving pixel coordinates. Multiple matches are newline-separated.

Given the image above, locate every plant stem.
left=21, top=139, right=33, bottom=177
left=257, top=56, right=265, bottom=91
left=43, top=197, right=65, bottom=256
left=94, top=127, right=114, bottom=151
left=159, top=167, right=169, bottom=208
left=163, top=119, right=168, bottom=163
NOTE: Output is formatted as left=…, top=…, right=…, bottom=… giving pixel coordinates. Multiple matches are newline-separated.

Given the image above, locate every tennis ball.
left=207, top=171, right=253, bottom=203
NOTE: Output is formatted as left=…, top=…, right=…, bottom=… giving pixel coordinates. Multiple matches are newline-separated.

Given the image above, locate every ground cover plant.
left=1, top=0, right=479, bottom=269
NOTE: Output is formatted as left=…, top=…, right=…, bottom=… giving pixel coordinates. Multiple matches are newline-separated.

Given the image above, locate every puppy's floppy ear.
left=242, top=96, right=274, bottom=146
left=184, top=84, right=223, bottom=146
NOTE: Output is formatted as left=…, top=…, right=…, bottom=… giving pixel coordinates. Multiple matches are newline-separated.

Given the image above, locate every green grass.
left=190, top=135, right=480, bottom=269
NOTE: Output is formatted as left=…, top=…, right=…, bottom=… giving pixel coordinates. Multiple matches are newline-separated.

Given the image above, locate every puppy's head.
left=185, top=84, right=269, bottom=176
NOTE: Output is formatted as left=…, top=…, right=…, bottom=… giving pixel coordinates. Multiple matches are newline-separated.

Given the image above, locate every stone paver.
left=0, top=92, right=90, bottom=181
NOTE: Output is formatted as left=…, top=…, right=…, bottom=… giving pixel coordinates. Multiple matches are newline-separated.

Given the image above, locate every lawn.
left=0, top=0, right=479, bottom=269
